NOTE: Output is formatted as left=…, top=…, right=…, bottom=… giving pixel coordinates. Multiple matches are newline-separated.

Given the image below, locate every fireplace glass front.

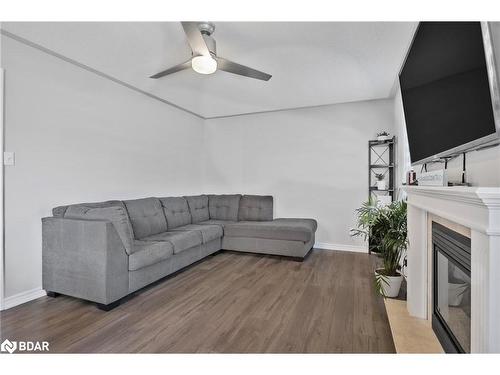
left=432, top=222, right=471, bottom=353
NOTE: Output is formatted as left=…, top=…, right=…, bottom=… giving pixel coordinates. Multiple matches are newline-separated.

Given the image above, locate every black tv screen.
left=399, top=22, right=498, bottom=164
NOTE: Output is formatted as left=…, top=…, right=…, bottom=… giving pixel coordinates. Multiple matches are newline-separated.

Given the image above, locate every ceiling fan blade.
left=181, top=22, right=211, bottom=56
left=217, top=57, right=272, bottom=81
left=150, top=60, right=191, bottom=79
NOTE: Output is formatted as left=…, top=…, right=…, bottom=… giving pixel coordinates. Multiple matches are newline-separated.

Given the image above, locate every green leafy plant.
left=378, top=200, right=408, bottom=275
left=351, top=199, right=408, bottom=296
left=350, top=197, right=389, bottom=253
left=350, top=197, right=380, bottom=243
left=377, top=131, right=390, bottom=137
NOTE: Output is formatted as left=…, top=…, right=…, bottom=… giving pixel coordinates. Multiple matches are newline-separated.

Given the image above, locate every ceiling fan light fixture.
left=191, top=55, right=217, bottom=75
left=150, top=22, right=271, bottom=81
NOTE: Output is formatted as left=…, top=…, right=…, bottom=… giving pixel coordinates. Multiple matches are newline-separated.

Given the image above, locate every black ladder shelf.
left=368, top=136, right=396, bottom=202
left=368, top=136, right=396, bottom=254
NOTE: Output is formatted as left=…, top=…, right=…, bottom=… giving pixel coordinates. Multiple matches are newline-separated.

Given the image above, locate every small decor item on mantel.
left=376, top=131, right=391, bottom=141
left=375, top=173, right=386, bottom=190
left=406, top=169, right=417, bottom=185
left=350, top=198, right=408, bottom=298
left=418, top=169, right=448, bottom=186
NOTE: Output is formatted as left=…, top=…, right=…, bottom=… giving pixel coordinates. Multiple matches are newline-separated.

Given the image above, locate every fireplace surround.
left=404, top=186, right=500, bottom=353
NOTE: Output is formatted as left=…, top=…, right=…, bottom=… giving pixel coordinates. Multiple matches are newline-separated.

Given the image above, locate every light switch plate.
left=4, top=151, right=15, bottom=166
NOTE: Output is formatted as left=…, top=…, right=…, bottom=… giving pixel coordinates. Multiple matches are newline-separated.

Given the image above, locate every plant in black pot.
left=351, top=199, right=408, bottom=297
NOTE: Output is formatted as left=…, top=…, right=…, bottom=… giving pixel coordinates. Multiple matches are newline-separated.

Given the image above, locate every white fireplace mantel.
left=404, top=186, right=500, bottom=353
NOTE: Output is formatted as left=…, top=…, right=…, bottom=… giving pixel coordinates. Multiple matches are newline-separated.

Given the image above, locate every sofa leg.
left=302, top=247, right=314, bottom=261
left=291, top=256, right=305, bottom=262
left=96, top=300, right=121, bottom=311
left=46, top=291, right=60, bottom=298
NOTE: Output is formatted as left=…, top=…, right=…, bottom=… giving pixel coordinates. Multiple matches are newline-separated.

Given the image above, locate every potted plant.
left=377, top=131, right=391, bottom=141
left=375, top=200, right=407, bottom=297
left=375, top=173, right=386, bottom=190
left=351, top=199, right=408, bottom=297
left=350, top=197, right=387, bottom=254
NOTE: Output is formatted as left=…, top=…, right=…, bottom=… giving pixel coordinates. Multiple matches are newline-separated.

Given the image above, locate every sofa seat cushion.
left=273, top=218, right=318, bottom=233
left=208, top=194, right=241, bottom=221
left=160, top=197, right=191, bottom=229
left=129, top=240, right=174, bottom=271
left=124, top=197, right=168, bottom=239
left=184, top=195, right=209, bottom=223
left=170, top=224, right=223, bottom=243
left=238, top=195, right=273, bottom=221
left=224, top=219, right=317, bottom=243
left=143, top=230, right=202, bottom=254
left=65, top=204, right=134, bottom=254
left=198, top=219, right=236, bottom=229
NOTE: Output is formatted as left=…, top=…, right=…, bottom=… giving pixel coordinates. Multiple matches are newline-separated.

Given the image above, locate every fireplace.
left=404, top=186, right=500, bottom=353
left=432, top=222, right=471, bottom=353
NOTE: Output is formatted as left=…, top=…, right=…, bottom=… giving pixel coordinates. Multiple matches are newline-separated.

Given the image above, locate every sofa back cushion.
left=160, top=197, right=191, bottom=229
left=238, top=195, right=273, bottom=221
left=208, top=194, right=242, bottom=221
left=52, top=200, right=123, bottom=217
left=184, top=195, right=210, bottom=223
left=123, top=197, right=168, bottom=239
left=65, top=204, right=134, bottom=254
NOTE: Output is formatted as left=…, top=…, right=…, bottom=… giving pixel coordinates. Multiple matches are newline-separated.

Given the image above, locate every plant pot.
left=375, top=269, right=403, bottom=298
left=377, top=135, right=391, bottom=141
left=376, top=180, right=386, bottom=190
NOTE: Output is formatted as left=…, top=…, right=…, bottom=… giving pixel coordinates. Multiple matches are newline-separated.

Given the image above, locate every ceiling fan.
left=150, top=22, right=272, bottom=81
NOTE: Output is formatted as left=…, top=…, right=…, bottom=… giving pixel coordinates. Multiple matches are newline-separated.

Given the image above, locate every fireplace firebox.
left=432, top=222, right=471, bottom=353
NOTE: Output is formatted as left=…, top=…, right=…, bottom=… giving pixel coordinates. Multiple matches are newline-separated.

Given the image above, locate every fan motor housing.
left=196, top=22, right=216, bottom=56
left=198, top=22, right=215, bottom=36
left=197, top=22, right=217, bottom=56
left=202, top=35, right=217, bottom=56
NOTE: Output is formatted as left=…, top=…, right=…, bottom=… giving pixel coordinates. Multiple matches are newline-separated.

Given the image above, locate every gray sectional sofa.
left=42, top=194, right=317, bottom=310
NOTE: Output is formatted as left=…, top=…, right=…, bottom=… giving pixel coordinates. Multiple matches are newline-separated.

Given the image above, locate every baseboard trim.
left=1, top=288, right=46, bottom=310
left=314, top=242, right=368, bottom=253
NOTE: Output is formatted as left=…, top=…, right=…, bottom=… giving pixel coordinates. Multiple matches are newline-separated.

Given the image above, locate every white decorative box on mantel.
left=403, top=185, right=500, bottom=353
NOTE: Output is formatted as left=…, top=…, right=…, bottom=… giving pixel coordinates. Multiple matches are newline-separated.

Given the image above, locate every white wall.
left=439, top=146, right=500, bottom=186
left=203, top=100, right=395, bottom=250
left=1, top=35, right=205, bottom=299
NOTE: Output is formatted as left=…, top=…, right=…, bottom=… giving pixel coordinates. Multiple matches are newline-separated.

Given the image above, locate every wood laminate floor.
left=0, top=249, right=395, bottom=353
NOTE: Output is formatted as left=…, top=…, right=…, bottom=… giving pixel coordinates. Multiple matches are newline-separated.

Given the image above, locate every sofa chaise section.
left=222, top=205, right=317, bottom=259
left=224, top=219, right=317, bottom=243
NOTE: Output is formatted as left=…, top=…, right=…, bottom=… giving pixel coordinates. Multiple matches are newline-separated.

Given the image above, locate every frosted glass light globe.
left=191, top=55, right=217, bottom=75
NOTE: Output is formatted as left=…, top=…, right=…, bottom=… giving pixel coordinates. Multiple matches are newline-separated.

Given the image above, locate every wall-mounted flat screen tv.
left=399, top=22, right=500, bottom=165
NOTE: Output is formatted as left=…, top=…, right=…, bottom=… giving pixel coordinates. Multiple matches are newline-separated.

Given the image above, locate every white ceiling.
left=2, top=22, right=417, bottom=118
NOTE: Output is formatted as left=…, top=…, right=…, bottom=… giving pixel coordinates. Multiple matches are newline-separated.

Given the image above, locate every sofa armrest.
left=42, top=217, right=129, bottom=305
